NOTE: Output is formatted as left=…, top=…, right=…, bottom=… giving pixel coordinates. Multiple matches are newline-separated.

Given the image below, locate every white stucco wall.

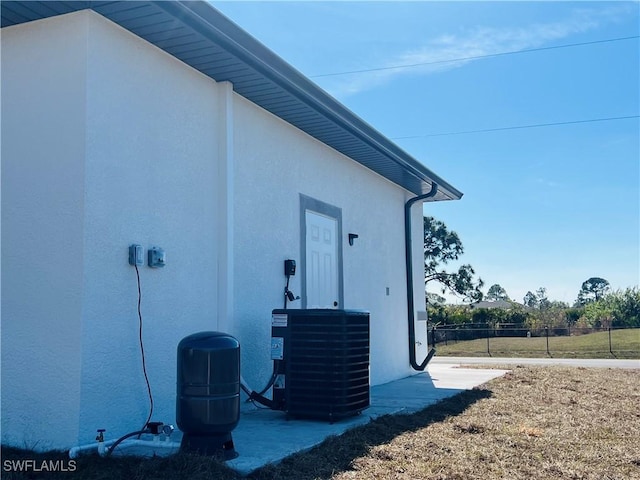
left=2, top=11, right=223, bottom=449
left=232, top=94, right=425, bottom=390
left=2, top=8, right=430, bottom=451
left=2, top=12, right=87, bottom=450
left=79, top=11, right=223, bottom=446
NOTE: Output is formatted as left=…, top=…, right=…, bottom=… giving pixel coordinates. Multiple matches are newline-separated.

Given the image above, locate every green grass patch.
left=436, top=328, right=640, bottom=358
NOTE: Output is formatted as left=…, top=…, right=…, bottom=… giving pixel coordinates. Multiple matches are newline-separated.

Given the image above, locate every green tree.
left=486, top=284, right=510, bottom=301
left=424, top=216, right=484, bottom=302
left=427, top=304, right=473, bottom=326
left=471, top=308, right=492, bottom=325
left=607, top=287, right=639, bottom=327
left=536, top=287, right=551, bottom=310
left=523, top=291, right=538, bottom=309
left=577, top=288, right=639, bottom=328
left=581, top=298, right=615, bottom=328
left=426, top=292, right=447, bottom=306
left=565, top=307, right=584, bottom=326
left=576, top=277, right=610, bottom=305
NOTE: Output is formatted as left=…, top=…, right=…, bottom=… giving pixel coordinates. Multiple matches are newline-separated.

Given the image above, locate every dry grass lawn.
left=252, top=366, right=640, bottom=480
left=3, top=366, right=639, bottom=479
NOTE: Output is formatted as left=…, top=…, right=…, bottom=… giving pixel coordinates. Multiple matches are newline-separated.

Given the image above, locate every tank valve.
left=162, top=424, right=174, bottom=437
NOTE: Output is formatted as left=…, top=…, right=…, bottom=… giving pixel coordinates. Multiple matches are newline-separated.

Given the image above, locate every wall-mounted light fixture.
left=348, top=233, right=359, bottom=246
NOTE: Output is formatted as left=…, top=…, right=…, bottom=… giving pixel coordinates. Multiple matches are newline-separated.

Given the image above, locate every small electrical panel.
left=284, top=259, right=296, bottom=276
left=129, top=244, right=144, bottom=266
left=148, top=247, right=166, bottom=268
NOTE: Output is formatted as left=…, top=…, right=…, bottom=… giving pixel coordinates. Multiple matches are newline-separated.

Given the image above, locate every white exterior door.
left=305, top=210, right=339, bottom=308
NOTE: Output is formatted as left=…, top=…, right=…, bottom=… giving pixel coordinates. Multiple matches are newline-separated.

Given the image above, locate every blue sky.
left=213, top=1, right=639, bottom=305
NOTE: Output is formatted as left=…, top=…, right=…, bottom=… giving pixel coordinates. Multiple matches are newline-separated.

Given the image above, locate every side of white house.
left=1, top=8, right=429, bottom=451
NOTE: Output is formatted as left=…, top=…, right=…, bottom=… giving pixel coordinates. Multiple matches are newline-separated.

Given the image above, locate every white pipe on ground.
left=112, top=438, right=181, bottom=455
left=68, top=439, right=117, bottom=459
left=69, top=438, right=181, bottom=459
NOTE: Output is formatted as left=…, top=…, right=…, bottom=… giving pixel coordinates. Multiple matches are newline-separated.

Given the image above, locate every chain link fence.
left=430, top=325, right=640, bottom=359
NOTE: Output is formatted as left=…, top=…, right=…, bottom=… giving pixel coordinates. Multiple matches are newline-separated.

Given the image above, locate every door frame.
left=300, top=194, right=344, bottom=309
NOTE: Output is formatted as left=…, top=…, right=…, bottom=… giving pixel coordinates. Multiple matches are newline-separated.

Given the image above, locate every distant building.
left=469, top=300, right=521, bottom=310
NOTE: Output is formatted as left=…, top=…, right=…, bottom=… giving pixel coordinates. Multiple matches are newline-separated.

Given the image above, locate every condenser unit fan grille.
left=272, top=309, right=370, bottom=421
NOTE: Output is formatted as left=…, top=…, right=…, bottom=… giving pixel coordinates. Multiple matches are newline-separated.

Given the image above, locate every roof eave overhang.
left=1, top=0, right=463, bottom=200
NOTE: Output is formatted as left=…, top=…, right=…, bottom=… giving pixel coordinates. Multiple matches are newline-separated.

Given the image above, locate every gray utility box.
left=271, top=309, right=370, bottom=422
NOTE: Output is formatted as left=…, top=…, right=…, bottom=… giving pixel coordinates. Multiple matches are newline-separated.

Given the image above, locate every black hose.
left=241, top=374, right=279, bottom=409
left=106, top=429, right=150, bottom=457
left=284, top=275, right=291, bottom=309
left=240, top=381, right=252, bottom=396
left=249, top=391, right=277, bottom=409
left=241, top=361, right=279, bottom=399
left=256, top=361, right=280, bottom=396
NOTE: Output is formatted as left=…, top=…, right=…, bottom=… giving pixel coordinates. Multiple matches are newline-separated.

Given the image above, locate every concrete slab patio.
left=104, top=356, right=639, bottom=469
left=225, top=363, right=508, bottom=476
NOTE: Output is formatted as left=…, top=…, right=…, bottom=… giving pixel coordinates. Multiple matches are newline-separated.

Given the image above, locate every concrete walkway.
left=226, top=363, right=508, bottom=475
left=431, top=356, right=640, bottom=369
left=225, top=357, right=639, bottom=474
left=115, top=357, right=637, bottom=465
left=112, top=356, right=638, bottom=469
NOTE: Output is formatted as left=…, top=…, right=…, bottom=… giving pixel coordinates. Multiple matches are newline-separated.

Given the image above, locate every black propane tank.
left=177, top=331, right=240, bottom=458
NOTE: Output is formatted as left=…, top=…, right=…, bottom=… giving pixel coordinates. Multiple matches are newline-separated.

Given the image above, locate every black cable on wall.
left=134, top=264, right=154, bottom=431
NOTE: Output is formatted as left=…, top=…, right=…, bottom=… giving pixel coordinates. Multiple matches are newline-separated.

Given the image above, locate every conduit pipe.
left=405, top=182, right=438, bottom=371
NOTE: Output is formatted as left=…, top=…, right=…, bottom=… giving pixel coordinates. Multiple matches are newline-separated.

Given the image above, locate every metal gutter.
left=405, top=183, right=441, bottom=370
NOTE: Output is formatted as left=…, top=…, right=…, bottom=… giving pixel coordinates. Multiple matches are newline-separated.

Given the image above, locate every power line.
left=392, top=115, right=640, bottom=140
left=309, top=36, right=639, bottom=78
